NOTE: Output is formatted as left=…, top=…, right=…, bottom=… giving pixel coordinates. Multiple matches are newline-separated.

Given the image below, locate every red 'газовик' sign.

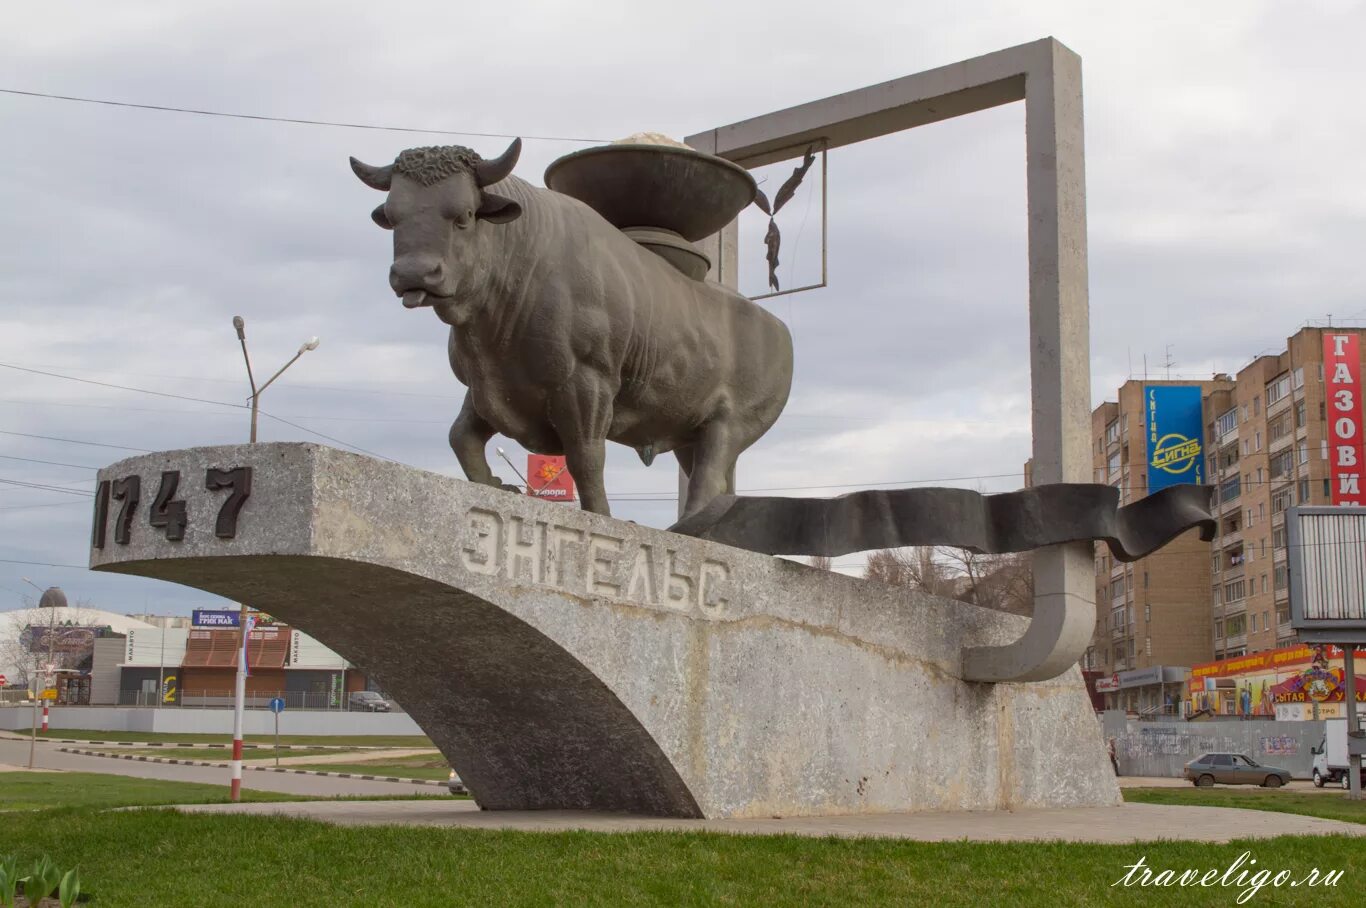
left=1324, top=333, right=1366, bottom=506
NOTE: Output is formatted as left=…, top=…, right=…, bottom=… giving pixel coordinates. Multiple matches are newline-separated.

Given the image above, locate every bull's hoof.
left=499, top=483, right=522, bottom=494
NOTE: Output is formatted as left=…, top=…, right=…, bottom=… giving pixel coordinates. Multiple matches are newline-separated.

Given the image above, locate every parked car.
left=1311, top=720, right=1366, bottom=789
left=1183, top=752, right=1292, bottom=788
left=446, top=768, right=466, bottom=795
left=347, top=691, right=391, bottom=712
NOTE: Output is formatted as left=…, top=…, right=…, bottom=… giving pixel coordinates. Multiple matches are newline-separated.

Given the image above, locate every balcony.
left=1268, top=431, right=1294, bottom=453
left=1219, top=529, right=1243, bottom=549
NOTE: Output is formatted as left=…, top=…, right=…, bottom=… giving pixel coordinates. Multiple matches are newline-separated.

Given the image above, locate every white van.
left=1311, top=719, right=1366, bottom=788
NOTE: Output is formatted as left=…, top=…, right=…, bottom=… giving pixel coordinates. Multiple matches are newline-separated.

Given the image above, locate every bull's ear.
left=350, top=157, right=393, bottom=191
left=477, top=192, right=522, bottom=224
left=371, top=204, right=393, bottom=230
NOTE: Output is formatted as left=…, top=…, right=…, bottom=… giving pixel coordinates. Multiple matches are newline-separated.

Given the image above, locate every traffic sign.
left=268, top=697, right=286, bottom=714
left=0, top=673, right=7, bottom=686
left=40, top=689, right=58, bottom=701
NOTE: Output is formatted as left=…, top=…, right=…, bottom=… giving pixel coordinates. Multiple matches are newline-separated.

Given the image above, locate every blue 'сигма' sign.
left=192, top=609, right=240, bottom=628
left=1145, top=385, right=1204, bottom=493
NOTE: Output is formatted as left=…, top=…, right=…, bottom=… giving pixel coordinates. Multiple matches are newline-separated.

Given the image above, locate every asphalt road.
left=0, top=736, right=446, bottom=798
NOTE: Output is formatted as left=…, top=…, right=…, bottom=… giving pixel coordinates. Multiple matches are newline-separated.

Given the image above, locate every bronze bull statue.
left=350, top=138, right=793, bottom=517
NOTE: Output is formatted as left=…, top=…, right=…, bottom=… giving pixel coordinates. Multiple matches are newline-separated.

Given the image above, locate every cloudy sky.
left=2, top=1, right=1364, bottom=615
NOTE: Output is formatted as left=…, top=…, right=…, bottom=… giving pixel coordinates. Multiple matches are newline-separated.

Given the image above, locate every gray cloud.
left=3, top=1, right=1365, bottom=610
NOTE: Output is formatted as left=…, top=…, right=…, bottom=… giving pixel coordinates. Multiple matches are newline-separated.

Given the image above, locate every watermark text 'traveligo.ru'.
left=1113, top=851, right=1343, bottom=904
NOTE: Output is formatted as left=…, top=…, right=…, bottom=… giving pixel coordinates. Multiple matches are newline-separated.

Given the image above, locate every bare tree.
left=806, top=555, right=833, bottom=571
left=863, top=547, right=1033, bottom=616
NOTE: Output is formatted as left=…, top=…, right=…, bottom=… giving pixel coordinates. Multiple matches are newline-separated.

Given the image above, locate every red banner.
left=1325, top=333, right=1365, bottom=505
left=527, top=455, right=575, bottom=502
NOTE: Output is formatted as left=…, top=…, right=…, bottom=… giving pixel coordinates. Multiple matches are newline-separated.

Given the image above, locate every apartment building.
left=1204, top=326, right=1366, bottom=660
left=1085, top=378, right=1232, bottom=711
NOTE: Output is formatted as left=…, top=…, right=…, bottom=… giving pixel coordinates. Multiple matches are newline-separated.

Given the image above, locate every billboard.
left=1145, top=385, right=1204, bottom=492
left=1324, top=333, right=1365, bottom=505
left=192, top=609, right=240, bottom=627
left=1287, top=507, right=1366, bottom=643
left=526, top=455, right=576, bottom=502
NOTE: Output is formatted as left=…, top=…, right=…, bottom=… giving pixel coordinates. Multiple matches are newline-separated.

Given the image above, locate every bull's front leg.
left=548, top=382, right=614, bottom=516
left=449, top=393, right=518, bottom=492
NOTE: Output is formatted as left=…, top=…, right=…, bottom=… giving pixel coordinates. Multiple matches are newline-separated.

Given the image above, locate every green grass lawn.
left=1124, top=786, right=1366, bottom=826
left=1, top=808, right=1361, bottom=907
left=14, top=728, right=432, bottom=748
left=291, top=751, right=451, bottom=780
left=0, top=771, right=315, bottom=811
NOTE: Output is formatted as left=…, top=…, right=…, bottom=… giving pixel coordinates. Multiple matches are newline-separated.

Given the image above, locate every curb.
left=57, top=747, right=462, bottom=791
left=32, top=739, right=388, bottom=750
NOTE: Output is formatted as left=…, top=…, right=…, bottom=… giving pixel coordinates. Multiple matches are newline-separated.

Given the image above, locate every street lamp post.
left=227, top=317, right=318, bottom=800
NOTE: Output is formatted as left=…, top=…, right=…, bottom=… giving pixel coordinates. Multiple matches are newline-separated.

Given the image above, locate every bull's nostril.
left=427, top=262, right=444, bottom=280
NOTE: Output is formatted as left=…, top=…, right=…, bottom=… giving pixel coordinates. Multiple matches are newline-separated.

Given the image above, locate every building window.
left=1261, top=574, right=1268, bottom=594
left=1273, top=525, right=1287, bottom=549
left=1269, top=415, right=1291, bottom=442
left=1299, top=478, right=1311, bottom=502
left=1215, top=618, right=1224, bottom=637
left=1263, top=610, right=1270, bottom=632
left=1270, top=449, right=1294, bottom=478
left=1217, top=407, right=1238, bottom=437
left=1220, top=475, right=1241, bottom=502
left=1145, top=604, right=1151, bottom=623
left=1293, top=367, right=1305, bottom=389
left=1266, top=374, right=1291, bottom=406
left=1226, top=613, right=1246, bottom=636
left=1250, top=614, right=1257, bottom=632
left=1254, top=431, right=1262, bottom=451
left=1297, top=441, right=1308, bottom=465
left=1143, top=571, right=1149, bottom=588
left=1127, top=639, right=1136, bottom=660
left=1272, top=488, right=1292, bottom=514
left=1107, top=450, right=1121, bottom=474
left=1225, top=579, right=1246, bottom=602
left=1274, top=565, right=1288, bottom=590
left=1146, top=636, right=1152, bottom=655
left=1324, top=478, right=1332, bottom=498
left=1109, top=578, right=1125, bottom=599
left=1105, top=418, right=1120, bottom=445
left=1296, top=400, right=1307, bottom=428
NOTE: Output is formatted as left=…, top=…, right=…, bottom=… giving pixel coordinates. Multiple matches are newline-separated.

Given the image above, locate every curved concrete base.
left=91, top=443, right=1119, bottom=818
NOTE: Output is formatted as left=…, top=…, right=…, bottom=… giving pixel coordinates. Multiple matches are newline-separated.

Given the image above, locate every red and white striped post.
left=229, top=606, right=254, bottom=802
left=40, top=702, right=49, bottom=732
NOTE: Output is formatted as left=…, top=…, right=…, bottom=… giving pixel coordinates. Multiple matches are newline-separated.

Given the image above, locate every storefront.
left=1188, top=644, right=1366, bottom=720
left=1093, top=666, right=1188, bottom=714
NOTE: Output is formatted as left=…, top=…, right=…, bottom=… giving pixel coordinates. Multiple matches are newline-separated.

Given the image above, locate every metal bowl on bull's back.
left=543, top=144, right=756, bottom=242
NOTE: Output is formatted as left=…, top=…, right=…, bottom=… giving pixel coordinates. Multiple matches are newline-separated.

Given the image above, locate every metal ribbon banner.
left=668, top=483, right=1215, bottom=562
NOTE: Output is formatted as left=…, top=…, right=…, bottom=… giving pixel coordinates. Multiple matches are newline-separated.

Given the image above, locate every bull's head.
left=350, top=138, right=523, bottom=310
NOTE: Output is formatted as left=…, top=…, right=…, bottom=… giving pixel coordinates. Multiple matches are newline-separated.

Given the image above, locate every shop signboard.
left=1324, top=333, right=1366, bottom=505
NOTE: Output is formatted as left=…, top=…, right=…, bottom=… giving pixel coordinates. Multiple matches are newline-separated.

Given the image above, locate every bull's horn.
left=349, top=157, right=393, bottom=191
left=474, top=138, right=522, bottom=187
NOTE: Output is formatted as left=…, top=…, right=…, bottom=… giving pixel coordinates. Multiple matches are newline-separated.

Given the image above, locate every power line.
left=0, top=558, right=88, bottom=570
left=0, top=361, right=402, bottom=462
left=0, top=454, right=100, bottom=471
left=0, top=430, right=148, bottom=453
left=0, top=478, right=92, bottom=497
left=0, top=88, right=607, bottom=144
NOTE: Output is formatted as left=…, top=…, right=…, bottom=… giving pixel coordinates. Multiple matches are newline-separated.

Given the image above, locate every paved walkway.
left=174, top=799, right=1366, bottom=843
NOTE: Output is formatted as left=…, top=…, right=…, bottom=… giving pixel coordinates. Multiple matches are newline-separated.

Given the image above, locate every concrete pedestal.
left=91, top=443, right=1119, bottom=818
